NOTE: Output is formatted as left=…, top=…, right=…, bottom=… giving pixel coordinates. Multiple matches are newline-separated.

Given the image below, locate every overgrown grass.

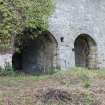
left=52, top=68, right=105, bottom=88
left=0, top=67, right=104, bottom=105
left=1, top=65, right=105, bottom=81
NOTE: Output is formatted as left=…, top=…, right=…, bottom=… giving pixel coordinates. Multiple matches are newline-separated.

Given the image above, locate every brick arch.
left=74, top=34, right=97, bottom=69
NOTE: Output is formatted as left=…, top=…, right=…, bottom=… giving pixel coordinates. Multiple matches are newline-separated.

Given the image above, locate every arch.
left=74, top=34, right=97, bottom=69
left=12, top=29, right=58, bottom=74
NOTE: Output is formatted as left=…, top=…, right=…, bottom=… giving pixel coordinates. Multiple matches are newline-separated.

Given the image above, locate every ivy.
left=0, top=0, right=54, bottom=39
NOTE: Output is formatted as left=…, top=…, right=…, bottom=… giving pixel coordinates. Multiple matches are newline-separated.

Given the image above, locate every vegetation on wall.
left=0, top=0, right=54, bottom=49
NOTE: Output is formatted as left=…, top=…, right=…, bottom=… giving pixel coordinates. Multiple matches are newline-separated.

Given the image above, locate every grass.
left=0, top=68, right=104, bottom=104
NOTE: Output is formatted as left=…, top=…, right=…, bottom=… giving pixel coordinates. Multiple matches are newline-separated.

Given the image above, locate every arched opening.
left=12, top=29, right=58, bottom=74
left=74, top=34, right=97, bottom=69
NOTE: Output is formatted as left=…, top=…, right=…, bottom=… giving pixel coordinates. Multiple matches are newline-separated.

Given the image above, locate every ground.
left=0, top=68, right=105, bottom=105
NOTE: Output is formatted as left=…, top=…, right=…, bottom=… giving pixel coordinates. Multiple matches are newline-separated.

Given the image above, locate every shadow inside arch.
left=12, top=27, right=59, bottom=74
left=74, top=34, right=97, bottom=69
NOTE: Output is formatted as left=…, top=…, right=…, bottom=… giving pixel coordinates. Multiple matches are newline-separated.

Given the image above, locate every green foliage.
left=13, top=0, right=54, bottom=30
left=0, top=62, right=25, bottom=76
left=0, top=0, right=18, bottom=37
left=0, top=62, right=15, bottom=76
left=0, top=0, right=54, bottom=39
left=83, top=80, right=91, bottom=88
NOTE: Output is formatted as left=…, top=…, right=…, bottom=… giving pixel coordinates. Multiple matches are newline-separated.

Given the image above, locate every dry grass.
left=0, top=68, right=105, bottom=105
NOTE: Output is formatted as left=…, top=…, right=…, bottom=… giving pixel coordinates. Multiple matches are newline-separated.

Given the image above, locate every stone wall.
left=1, top=0, right=105, bottom=71
left=0, top=37, right=12, bottom=68
left=49, top=0, right=105, bottom=69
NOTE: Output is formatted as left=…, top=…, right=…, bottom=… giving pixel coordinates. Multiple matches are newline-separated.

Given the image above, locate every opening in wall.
left=74, top=34, right=97, bottom=69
